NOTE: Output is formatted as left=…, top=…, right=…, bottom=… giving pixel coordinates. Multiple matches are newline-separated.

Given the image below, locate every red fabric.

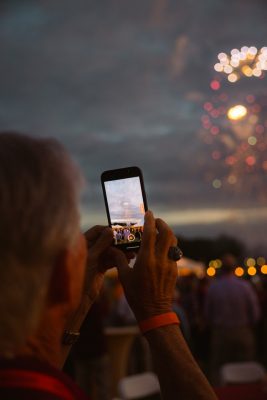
left=214, top=382, right=267, bottom=400
left=0, top=356, right=89, bottom=400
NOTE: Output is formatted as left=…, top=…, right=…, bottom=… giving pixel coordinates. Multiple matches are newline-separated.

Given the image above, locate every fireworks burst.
left=200, top=91, right=267, bottom=200
left=214, top=46, right=267, bottom=83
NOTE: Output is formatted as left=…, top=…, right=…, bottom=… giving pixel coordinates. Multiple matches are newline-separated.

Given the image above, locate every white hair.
left=0, top=132, right=84, bottom=352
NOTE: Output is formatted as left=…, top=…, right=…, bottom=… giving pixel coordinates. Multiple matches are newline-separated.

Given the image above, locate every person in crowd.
left=205, top=253, right=261, bottom=384
left=172, top=287, right=191, bottom=346
left=0, top=132, right=217, bottom=400
left=72, top=297, right=110, bottom=400
left=109, top=283, right=136, bottom=326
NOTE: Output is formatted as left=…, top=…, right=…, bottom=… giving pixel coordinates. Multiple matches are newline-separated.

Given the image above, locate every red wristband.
left=138, top=312, right=180, bottom=334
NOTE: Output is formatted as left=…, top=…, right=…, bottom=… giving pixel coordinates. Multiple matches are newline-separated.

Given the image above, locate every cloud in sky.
left=1, top=0, right=267, bottom=247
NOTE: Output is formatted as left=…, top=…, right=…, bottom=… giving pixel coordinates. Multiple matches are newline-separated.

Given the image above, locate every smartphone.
left=101, top=166, right=148, bottom=250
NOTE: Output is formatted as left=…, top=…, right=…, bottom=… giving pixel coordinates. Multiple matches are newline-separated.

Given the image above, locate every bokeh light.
left=214, top=46, right=267, bottom=82
left=247, top=266, right=257, bottom=276
left=212, top=179, right=222, bottom=189
left=227, top=105, right=247, bottom=120
left=235, top=266, right=244, bottom=277
left=209, top=259, right=222, bottom=269
left=248, top=136, right=257, bottom=145
left=206, top=266, right=216, bottom=277
left=257, top=257, right=266, bottom=266
left=210, top=80, right=221, bottom=90
left=201, top=44, right=267, bottom=198
left=200, top=92, right=267, bottom=198
left=246, top=257, right=256, bottom=267
left=261, top=265, right=267, bottom=274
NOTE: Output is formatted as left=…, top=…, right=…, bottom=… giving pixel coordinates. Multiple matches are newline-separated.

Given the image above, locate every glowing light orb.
left=228, top=73, right=238, bottom=83
left=218, top=53, right=228, bottom=61
left=214, top=63, right=224, bottom=72
left=212, top=179, right=222, bottom=189
left=242, top=65, right=253, bottom=77
left=247, top=266, right=257, bottom=276
left=235, top=267, right=244, bottom=277
left=227, top=105, right=248, bottom=120
left=246, top=257, right=256, bottom=267
left=210, top=80, right=221, bottom=90
left=248, top=136, right=257, bottom=146
left=207, top=267, right=216, bottom=277
left=214, top=46, right=267, bottom=82
left=200, top=78, right=267, bottom=200
left=228, top=175, right=237, bottom=184
left=246, top=156, right=256, bottom=166
left=257, top=257, right=266, bottom=266
left=224, top=65, right=233, bottom=74
left=209, top=259, right=222, bottom=269
left=261, top=265, right=267, bottom=274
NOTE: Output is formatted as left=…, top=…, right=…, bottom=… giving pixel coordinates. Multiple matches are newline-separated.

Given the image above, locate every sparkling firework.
left=200, top=91, right=267, bottom=200
left=214, top=46, right=267, bottom=83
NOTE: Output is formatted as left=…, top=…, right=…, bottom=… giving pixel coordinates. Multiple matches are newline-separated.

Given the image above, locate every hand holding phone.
left=101, top=166, right=148, bottom=251
left=101, top=166, right=182, bottom=260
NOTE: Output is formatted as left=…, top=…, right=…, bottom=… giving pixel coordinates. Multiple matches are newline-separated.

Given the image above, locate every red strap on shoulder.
left=0, top=369, right=75, bottom=400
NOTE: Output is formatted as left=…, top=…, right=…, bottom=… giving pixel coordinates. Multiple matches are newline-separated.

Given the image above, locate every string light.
left=247, top=266, right=257, bottom=276
left=235, top=267, right=244, bottom=277
left=257, top=257, right=266, bottom=266
left=246, top=257, right=256, bottom=267
left=207, top=267, right=216, bottom=277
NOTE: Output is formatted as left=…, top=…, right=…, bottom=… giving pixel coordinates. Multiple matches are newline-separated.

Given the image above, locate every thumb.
left=90, top=228, right=113, bottom=258
left=109, top=248, right=132, bottom=283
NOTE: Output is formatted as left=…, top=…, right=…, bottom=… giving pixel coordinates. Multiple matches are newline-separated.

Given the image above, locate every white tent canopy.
left=177, top=257, right=205, bottom=278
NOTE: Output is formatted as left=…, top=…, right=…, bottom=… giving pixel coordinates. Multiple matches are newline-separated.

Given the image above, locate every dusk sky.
left=1, top=0, right=267, bottom=249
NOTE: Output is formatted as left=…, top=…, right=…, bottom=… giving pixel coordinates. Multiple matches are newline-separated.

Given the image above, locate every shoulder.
left=0, top=356, right=89, bottom=400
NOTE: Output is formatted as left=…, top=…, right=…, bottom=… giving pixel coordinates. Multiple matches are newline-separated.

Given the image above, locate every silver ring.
left=168, top=246, right=183, bottom=261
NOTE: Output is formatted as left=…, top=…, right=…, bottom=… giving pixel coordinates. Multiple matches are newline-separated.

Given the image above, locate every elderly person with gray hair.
left=0, top=132, right=217, bottom=400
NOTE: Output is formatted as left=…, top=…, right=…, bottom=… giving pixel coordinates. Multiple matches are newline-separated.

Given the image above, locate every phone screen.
left=103, top=176, right=146, bottom=248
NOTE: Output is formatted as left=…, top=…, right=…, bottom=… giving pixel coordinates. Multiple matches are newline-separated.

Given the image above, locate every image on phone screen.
left=104, top=176, right=145, bottom=247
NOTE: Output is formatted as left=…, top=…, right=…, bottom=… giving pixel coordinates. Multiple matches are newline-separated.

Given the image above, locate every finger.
left=88, top=227, right=113, bottom=257
left=155, top=218, right=177, bottom=257
left=138, top=210, right=156, bottom=257
left=99, top=247, right=136, bottom=272
left=124, top=251, right=136, bottom=262
left=112, top=248, right=132, bottom=283
left=84, top=225, right=112, bottom=246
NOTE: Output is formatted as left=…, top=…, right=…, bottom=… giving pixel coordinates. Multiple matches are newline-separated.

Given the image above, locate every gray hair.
left=0, top=132, right=84, bottom=353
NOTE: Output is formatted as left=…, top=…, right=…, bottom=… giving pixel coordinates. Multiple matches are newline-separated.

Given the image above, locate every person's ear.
left=46, top=234, right=87, bottom=312
left=46, top=249, right=72, bottom=309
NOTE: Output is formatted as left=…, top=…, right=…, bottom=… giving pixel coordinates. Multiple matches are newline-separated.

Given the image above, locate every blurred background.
left=1, top=1, right=267, bottom=397
left=1, top=0, right=267, bottom=254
